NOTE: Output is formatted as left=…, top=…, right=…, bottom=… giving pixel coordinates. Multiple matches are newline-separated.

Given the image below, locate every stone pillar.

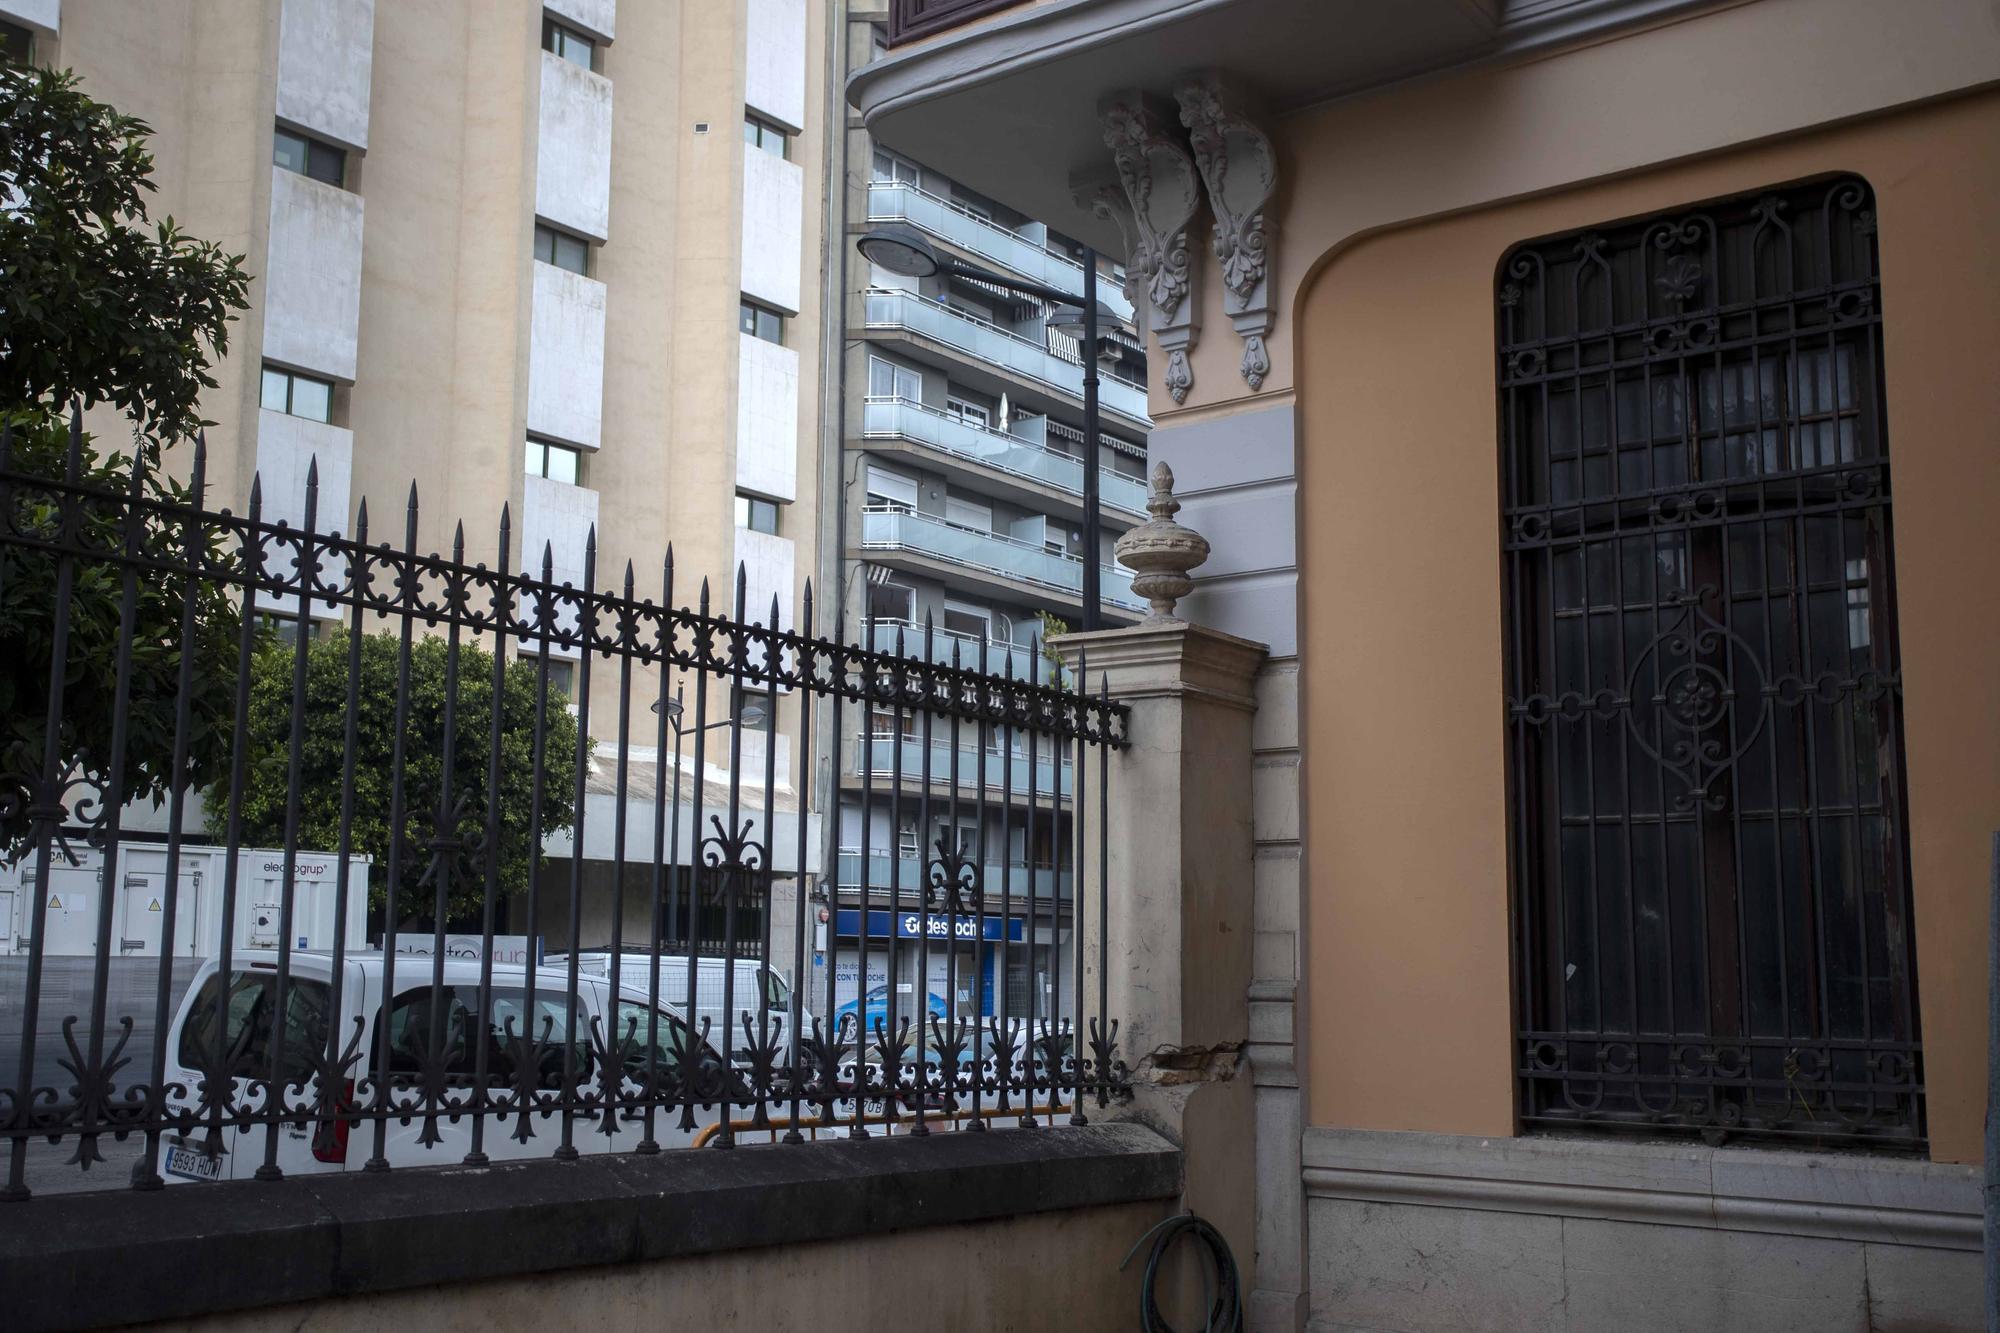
left=1051, top=620, right=1267, bottom=1317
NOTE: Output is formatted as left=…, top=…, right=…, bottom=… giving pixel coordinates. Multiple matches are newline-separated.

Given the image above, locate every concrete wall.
left=137, top=1196, right=1168, bottom=1333
left=0, top=0, right=56, bottom=32
left=740, top=140, right=804, bottom=312
left=522, top=470, right=600, bottom=661
left=252, top=408, right=353, bottom=621
left=527, top=261, right=607, bottom=450
left=735, top=525, right=796, bottom=633
left=275, top=0, right=373, bottom=150
left=262, top=166, right=364, bottom=382
left=745, top=0, right=807, bottom=131
left=535, top=49, right=613, bottom=241
left=546, top=0, right=614, bottom=43
left=736, top=331, right=800, bottom=503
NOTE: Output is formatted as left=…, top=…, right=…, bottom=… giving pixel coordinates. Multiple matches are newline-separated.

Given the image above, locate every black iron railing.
left=886, top=0, right=1027, bottom=47
left=0, top=422, right=1126, bottom=1199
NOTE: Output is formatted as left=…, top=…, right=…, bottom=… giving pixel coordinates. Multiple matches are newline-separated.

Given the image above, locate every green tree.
left=219, top=631, right=586, bottom=927
left=0, top=67, right=251, bottom=857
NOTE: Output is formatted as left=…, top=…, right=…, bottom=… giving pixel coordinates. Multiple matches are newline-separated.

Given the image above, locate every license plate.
left=164, top=1143, right=222, bottom=1182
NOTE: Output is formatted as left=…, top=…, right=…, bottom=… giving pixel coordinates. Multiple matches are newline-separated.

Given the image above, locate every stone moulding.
left=1299, top=1126, right=1982, bottom=1251
left=1100, top=92, right=1203, bottom=404
left=1175, top=73, right=1277, bottom=392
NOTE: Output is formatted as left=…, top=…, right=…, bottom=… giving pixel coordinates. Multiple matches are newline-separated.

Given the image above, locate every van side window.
left=177, top=971, right=332, bottom=1084
left=374, top=986, right=593, bottom=1084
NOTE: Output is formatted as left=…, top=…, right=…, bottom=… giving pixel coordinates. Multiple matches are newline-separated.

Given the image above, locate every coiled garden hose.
left=1119, top=1211, right=1243, bottom=1333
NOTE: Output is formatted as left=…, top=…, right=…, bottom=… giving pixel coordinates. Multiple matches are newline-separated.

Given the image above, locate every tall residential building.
left=7, top=0, right=829, bottom=946
left=817, top=9, right=1151, bottom=1030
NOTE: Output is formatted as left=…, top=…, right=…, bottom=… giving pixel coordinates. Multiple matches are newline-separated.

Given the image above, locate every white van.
left=156, top=951, right=724, bottom=1184
left=557, top=951, right=813, bottom=1056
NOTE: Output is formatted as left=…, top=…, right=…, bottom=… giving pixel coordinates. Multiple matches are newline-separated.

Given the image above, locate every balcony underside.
left=848, top=541, right=1145, bottom=626
left=852, top=0, right=1730, bottom=252
left=862, top=323, right=1151, bottom=435
left=853, top=434, right=1143, bottom=529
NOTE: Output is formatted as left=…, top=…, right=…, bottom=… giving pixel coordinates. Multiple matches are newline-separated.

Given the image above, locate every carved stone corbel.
left=1100, top=93, right=1203, bottom=404
left=1175, top=74, right=1277, bottom=391
left=1073, top=178, right=1143, bottom=314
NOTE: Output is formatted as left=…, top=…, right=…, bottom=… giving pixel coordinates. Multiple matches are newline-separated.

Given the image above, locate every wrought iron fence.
left=0, top=417, right=1126, bottom=1200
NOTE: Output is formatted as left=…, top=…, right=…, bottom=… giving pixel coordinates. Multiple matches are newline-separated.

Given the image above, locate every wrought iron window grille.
left=1500, top=176, right=1921, bottom=1149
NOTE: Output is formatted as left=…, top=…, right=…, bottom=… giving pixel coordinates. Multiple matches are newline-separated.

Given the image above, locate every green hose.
left=1119, top=1211, right=1243, bottom=1333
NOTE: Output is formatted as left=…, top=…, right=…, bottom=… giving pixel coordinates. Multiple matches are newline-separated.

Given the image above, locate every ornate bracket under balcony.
left=1100, top=92, right=1203, bottom=404
left=1175, top=74, right=1278, bottom=392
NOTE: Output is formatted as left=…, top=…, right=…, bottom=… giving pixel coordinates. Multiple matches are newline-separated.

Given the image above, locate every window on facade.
left=260, top=365, right=334, bottom=423
left=273, top=126, right=344, bottom=188
left=1499, top=177, right=1919, bottom=1148
left=732, top=685, right=774, bottom=732
left=865, top=464, right=918, bottom=512
left=734, top=492, right=780, bottom=534
left=870, top=148, right=919, bottom=185
left=533, top=224, right=590, bottom=275
left=742, top=114, right=790, bottom=159
left=866, top=580, right=914, bottom=630
left=0, top=19, right=33, bottom=63
left=542, top=17, right=595, bottom=70
left=525, top=436, right=582, bottom=485
left=739, top=299, right=785, bottom=345
left=544, top=659, right=576, bottom=701
left=945, top=397, right=990, bottom=428
left=867, top=356, right=922, bottom=403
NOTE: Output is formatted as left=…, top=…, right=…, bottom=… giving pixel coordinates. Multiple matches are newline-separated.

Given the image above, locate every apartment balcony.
left=865, top=618, right=1043, bottom=682
left=847, top=728, right=1075, bottom=800
left=865, top=179, right=1135, bottom=325
left=835, top=848, right=1073, bottom=904
left=861, top=395, right=1146, bottom=521
left=863, top=287, right=1149, bottom=426
left=859, top=505, right=1144, bottom=619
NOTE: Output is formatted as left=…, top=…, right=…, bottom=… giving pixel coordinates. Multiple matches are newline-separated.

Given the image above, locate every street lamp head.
left=856, top=223, right=941, bottom=278
left=1046, top=301, right=1125, bottom=339
left=648, top=687, right=687, bottom=725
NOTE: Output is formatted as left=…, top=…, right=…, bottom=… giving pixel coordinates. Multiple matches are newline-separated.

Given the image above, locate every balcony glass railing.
left=863, top=397, right=1147, bottom=515
left=860, top=506, right=1144, bottom=613
left=866, top=180, right=1136, bottom=324
left=851, top=731, right=1073, bottom=799
left=836, top=848, right=1073, bottom=902
left=863, top=288, right=1150, bottom=423
left=865, top=618, right=1044, bottom=681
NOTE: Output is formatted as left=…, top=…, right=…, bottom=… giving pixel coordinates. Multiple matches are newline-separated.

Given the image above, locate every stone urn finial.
left=1114, top=462, right=1210, bottom=624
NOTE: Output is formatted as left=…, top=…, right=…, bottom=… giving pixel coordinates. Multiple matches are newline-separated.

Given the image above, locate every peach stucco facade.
left=1297, top=89, right=2000, bottom=1164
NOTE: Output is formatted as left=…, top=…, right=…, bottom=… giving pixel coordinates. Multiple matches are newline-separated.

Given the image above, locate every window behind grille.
left=1498, top=177, right=1922, bottom=1148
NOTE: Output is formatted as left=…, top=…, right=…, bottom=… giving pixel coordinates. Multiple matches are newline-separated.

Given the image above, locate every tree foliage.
left=218, top=632, right=586, bottom=926
left=0, top=67, right=250, bottom=858
left=1, top=66, right=251, bottom=446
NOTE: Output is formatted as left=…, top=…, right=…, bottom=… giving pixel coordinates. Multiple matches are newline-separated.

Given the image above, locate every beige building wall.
left=40, top=0, right=830, bottom=778
left=1296, top=90, right=2000, bottom=1164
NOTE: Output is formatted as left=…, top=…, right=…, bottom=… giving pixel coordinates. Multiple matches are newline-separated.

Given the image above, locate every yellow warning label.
left=147, top=898, right=162, bottom=912
left=46, top=895, right=60, bottom=910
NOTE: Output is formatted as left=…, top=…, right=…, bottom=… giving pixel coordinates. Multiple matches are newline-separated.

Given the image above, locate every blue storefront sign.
left=834, top=909, right=1025, bottom=943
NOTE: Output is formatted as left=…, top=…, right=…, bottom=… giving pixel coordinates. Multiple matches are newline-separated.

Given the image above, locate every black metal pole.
left=1080, top=248, right=1102, bottom=632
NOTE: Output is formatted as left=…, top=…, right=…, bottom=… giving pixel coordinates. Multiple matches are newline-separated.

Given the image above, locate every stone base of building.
left=1300, top=1127, right=1982, bottom=1333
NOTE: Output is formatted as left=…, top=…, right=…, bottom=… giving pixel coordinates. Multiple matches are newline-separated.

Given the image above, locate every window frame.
left=739, top=298, right=787, bottom=346
left=525, top=435, right=583, bottom=485
left=261, top=365, right=335, bottom=424
left=734, top=492, right=781, bottom=535
left=542, top=16, right=597, bottom=71
left=742, top=113, right=791, bottom=160
left=273, top=125, right=345, bottom=189
left=533, top=223, right=591, bottom=277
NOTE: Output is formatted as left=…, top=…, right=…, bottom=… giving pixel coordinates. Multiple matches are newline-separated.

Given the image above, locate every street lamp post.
left=856, top=224, right=1118, bottom=631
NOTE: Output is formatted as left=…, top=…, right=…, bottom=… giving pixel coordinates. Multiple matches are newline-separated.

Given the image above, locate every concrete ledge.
left=4, top=1123, right=1181, bottom=1332
left=1301, top=1126, right=1979, bottom=1251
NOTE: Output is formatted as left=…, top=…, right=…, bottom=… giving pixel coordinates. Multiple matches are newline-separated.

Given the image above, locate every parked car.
left=555, top=950, right=814, bottom=1057
left=156, top=951, right=728, bottom=1184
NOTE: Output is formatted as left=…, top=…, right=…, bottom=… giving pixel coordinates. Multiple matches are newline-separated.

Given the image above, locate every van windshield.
left=374, top=985, right=594, bottom=1084
left=177, top=971, right=332, bottom=1083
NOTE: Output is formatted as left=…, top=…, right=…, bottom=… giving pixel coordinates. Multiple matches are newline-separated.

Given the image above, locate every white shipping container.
left=1, top=844, right=373, bottom=958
